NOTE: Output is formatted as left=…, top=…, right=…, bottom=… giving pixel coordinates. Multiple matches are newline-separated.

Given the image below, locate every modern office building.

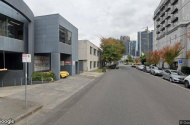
left=0, top=0, right=79, bottom=86
left=34, top=14, right=79, bottom=80
left=130, top=40, right=136, bottom=57
left=120, top=36, right=130, bottom=55
left=153, top=0, right=190, bottom=69
left=0, top=0, right=34, bottom=86
left=149, top=31, right=154, bottom=52
left=137, top=30, right=154, bottom=56
left=78, top=40, right=102, bottom=72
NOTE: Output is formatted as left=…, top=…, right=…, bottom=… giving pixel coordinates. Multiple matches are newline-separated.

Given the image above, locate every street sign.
left=179, top=60, right=183, bottom=64
left=22, top=54, right=31, bottom=63
left=65, top=61, right=71, bottom=65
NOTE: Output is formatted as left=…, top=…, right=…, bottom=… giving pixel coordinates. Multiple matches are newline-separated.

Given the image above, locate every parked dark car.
left=131, top=64, right=136, bottom=68
left=108, top=64, right=119, bottom=69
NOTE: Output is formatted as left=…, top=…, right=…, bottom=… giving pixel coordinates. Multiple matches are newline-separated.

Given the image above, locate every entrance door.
left=75, top=61, right=78, bottom=74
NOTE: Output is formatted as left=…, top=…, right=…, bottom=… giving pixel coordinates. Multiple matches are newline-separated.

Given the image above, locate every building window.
left=0, top=14, right=23, bottom=40
left=97, top=61, right=99, bottom=67
left=97, top=51, right=99, bottom=56
left=90, top=61, right=92, bottom=69
left=90, top=47, right=92, bottom=54
left=94, top=61, right=96, bottom=68
left=59, top=25, right=72, bottom=45
left=94, top=49, right=96, bottom=56
left=0, top=15, right=6, bottom=36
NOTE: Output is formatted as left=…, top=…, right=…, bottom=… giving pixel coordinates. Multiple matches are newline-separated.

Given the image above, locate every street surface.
left=28, top=65, right=190, bottom=125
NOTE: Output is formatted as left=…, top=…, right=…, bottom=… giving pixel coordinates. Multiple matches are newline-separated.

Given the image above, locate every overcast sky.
left=24, top=0, right=161, bottom=47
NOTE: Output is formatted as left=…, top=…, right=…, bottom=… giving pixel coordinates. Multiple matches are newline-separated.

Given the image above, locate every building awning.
left=0, top=69, right=7, bottom=71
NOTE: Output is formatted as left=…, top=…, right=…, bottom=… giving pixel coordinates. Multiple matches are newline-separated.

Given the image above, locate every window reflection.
left=59, top=25, right=72, bottom=45
left=0, top=14, right=23, bottom=40
left=0, top=14, right=6, bottom=36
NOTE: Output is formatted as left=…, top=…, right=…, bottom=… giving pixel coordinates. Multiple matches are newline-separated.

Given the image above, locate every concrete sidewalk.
left=0, top=72, right=103, bottom=124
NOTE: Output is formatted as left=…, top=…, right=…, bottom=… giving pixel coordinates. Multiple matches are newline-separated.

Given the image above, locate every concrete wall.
left=0, top=0, right=34, bottom=85
left=78, top=40, right=102, bottom=72
left=34, top=14, right=78, bottom=79
left=78, top=40, right=87, bottom=60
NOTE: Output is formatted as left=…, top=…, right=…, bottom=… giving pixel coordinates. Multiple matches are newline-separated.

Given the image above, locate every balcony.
left=165, top=4, right=171, bottom=12
left=165, top=12, right=171, bottom=20
left=165, top=20, right=171, bottom=27
left=156, top=17, right=160, bottom=21
left=171, top=14, right=178, bottom=23
left=160, top=17, right=165, bottom=24
left=153, top=14, right=157, bottom=20
left=171, top=5, right=178, bottom=14
left=160, top=25, right=165, bottom=31
left=156, top=23, right=161, bottom=28
left=165, top=0, right=171, bottom=5
left=171, top=0, right=178, bottom=5
left=156, top=30, right=160, bottom=34
left=160, top=3, right=165, bottom=11
left=160, top=11, right=165, bottom=17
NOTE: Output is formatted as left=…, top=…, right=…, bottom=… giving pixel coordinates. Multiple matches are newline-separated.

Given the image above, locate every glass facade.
left=59, top=25, right=72, bottom=45
left=0, top=14, right=23, bottom=40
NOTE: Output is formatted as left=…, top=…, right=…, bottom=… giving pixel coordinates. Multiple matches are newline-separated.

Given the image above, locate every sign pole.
left=22, top=54, right=31, bottom=109
left=25, top=62, right=27, bottom=109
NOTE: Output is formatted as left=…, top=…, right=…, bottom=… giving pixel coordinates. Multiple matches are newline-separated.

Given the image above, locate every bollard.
left=42, top=76, right=44, bottom=84
left=14, top=79, right=16, bottom=86
left=21, top=78, right=22, bottom=86
left=31, top=77, right=32, bottom=85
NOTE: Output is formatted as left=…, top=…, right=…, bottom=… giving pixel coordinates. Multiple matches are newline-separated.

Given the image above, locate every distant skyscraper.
left=137, top=29, right=154, bottom=56
left=149, top=31, right=154, bottom=52
left=120, top=36, right=130, bottom=55
left=130, top=41, right=136, bottom=57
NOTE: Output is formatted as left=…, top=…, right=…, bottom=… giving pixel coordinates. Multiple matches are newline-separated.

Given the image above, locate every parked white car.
left=138, top=65, right=145, bottom=71
left=162, top=70, right=185, bottom=83
left=150, top=66, right=163, bottom=76
left=184, top=75, right=190, bottom=88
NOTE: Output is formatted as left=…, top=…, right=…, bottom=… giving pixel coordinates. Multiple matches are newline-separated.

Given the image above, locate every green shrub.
left=31, top=72, right=56, bottom=81
left=181, top=66, right=190, bottom=75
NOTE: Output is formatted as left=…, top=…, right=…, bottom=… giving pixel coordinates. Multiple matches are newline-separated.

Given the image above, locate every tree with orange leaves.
left=161, top=41, right=184, bottom=69
left=134, top=57, right=139, bottom=64
left=187, top=51, right=190, bottom=59
left=151, top=50, right=161, bottom=65
left=146, top=51, right=153, bottom=65
left=185, top=27, right=190, bottom=59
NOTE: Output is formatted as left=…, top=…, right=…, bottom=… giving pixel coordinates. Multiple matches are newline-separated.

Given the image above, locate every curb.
left=14, top=104, right=43, bottom=124
left=58, top=73, right=106, bottom=108
left=17, top=73, right=106, bottom=124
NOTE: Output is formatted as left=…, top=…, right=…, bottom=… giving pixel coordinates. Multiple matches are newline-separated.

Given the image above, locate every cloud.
left=24, top=0, right=161, bottom=47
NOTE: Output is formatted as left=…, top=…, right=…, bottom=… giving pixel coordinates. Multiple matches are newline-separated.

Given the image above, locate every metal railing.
left=0, top=76, right=45, bottom=87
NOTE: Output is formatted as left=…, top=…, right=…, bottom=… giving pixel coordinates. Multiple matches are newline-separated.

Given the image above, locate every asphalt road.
left=30, top=65, right=190, bottom=125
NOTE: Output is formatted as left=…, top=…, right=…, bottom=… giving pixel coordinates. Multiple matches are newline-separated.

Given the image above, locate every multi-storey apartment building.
left=78, top=40, right=102, bottom=72
left=153, top=0, right=190, bottom=69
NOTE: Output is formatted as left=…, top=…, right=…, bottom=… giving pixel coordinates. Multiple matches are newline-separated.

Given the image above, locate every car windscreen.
left=171, top=71, right=184, bottom=76
left=154, top=67, right=162, bottom=70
